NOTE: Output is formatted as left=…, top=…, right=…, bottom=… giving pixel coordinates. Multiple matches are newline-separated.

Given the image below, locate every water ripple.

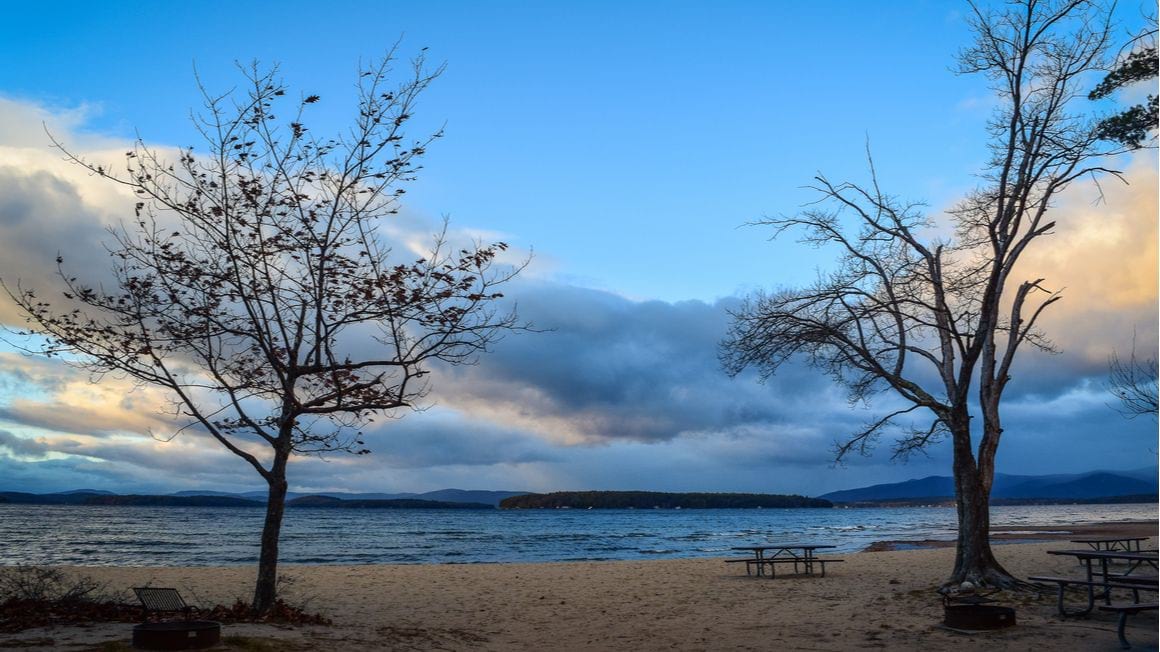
left=0, top=503, right=1153, bottom=566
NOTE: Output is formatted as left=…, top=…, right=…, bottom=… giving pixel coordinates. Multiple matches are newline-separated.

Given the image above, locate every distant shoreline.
left=2, top=492, right=1154, bottom=509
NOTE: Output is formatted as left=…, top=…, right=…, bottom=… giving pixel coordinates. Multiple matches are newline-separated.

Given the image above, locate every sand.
left=1, top=521, right=1156, bottom=651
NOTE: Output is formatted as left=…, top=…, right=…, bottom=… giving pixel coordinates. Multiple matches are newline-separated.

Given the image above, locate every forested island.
left=499, top=491, right=832, bottom=509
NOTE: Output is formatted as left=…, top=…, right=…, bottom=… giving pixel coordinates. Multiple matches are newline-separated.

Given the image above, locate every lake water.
left=0, top=503, right=1154, bottom=566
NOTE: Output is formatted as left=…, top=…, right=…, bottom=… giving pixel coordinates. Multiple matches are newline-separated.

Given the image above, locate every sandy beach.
left=1, top=522, right=1155, bottom=651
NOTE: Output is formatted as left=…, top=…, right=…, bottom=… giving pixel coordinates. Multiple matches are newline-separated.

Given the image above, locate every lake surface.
left=0, top=503, right=1154, bottom=566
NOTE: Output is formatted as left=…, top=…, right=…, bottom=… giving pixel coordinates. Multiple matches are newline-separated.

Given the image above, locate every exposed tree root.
left=939, top=567, right=1040, bottom=594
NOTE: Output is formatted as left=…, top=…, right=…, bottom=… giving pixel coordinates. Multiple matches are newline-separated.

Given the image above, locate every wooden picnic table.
left=1036, top=550, right=1159, bottom=649
left=1037, top=549, right=1158, bottom=615
left=728, top=544, right=839, bottom=577
left=1069, top=536, right=1150, bottom=554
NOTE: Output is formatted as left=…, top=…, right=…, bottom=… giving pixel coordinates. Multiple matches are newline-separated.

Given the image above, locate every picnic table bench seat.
left=724, top=558, right=758, bottom=575
left=1030, top=574, right=1122, bottom=586
left=751, top=557, right=844, bottom=577
left=1030, top=574, right=1160, bottom=618
left=1028, top=574, right=1159, bottom=588
left=1098, top=602, right=1159, bottom=649
left=725, top=557, right=843, bottom=576
left=1105, top=574, right=1160, bottom=585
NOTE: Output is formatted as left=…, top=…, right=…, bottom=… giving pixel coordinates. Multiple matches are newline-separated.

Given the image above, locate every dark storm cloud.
left=993, top=394, right=1158, bottom=475
left=0, top=428, right=49, bottom=457
left=0, top=165, right=128, bottom=325
left=357, top=412, right=564, bottom=468
left=426, top=277, right=1155, bottom=480
left=432, top=281, right=839, bottom=445
left=0, top=456, right=120, bottom=493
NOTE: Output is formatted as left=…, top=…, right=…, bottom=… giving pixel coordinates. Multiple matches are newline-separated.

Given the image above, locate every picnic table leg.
left=1064, top=559, right=1097, bottom=617
left=1100, top=558, right=1113, bottom=606
left=1113, top=610, right=1132, bottom=650
left=1052, top=583, right=1095, bottom=617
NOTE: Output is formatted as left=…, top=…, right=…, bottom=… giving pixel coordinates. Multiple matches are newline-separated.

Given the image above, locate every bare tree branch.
left=1107, top=335, right=1159, bottom=420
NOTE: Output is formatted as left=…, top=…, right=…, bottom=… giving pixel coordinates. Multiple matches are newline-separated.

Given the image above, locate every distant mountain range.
left=818, top=468, right=1158, bottom=505
left=2, top=468, right=1154, bottom=510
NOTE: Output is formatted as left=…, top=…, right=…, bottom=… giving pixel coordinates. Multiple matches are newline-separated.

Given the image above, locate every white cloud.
left=1014, top=153, right=1159, bottom=362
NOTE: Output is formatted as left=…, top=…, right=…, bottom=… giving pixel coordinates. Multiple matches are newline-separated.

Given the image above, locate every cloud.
left=0, top=97, right=120, bottom=151
left=0, top=352, right=180, bottom=437
left=429, top=283, right=842, bottom=447
left=0, top=428, right=50, bottom=457
left=356, top=408, right=563, bottom=468
left=988, top=154, right=1159, bottom=400
left=0, top=97, right=539, bottom=328
left=0, top=437, right=261, bottom=494
left=0, top=97, right=1155, bottom=498
left=0, top=277, right=868, bottom=494
left=1016, top=154, right=1158, bottom=354
left=0, top=101, right=139, bottom=325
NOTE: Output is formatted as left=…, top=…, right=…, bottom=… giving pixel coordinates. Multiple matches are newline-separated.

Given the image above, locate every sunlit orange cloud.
left=1013, top=155, right=1159, bottom=362
left=431, top=379, right=605, bottom=446
left=1, top=357, right=179, bottom=437
left=1, top=428, right=261, bottom=478
left=0, top=352, right=282, bottom=467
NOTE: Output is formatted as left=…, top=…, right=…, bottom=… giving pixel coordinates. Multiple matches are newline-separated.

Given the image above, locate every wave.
left=0, top=503, right=1152, bottom=566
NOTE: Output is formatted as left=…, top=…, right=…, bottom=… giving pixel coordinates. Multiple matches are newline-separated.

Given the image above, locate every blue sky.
left=3, top=1, right=994, bottom=300
left=0, top=1, right=1156, bottom=496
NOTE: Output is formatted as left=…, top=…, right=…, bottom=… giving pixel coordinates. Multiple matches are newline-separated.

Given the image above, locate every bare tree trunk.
left=947, top=421, right=1018, bottom=590
left=252, top=448, right=290, bottom=613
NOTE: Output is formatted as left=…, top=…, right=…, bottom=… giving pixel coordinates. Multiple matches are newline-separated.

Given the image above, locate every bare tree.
left=1108, top=340, right=1159, bottom=419
left=722, top=0, right=1127, bottom=590
left=3, top=50, right=526, bottom=612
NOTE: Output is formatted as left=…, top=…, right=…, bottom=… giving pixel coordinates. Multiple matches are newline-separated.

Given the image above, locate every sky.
left=0, top=1, right=1156, bottom=497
